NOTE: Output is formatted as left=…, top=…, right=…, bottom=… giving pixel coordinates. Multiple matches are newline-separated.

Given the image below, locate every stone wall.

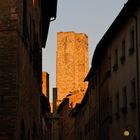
left=56, top=32, right=89, bottom=104
left=0, top=0, right=42, bottom=139
left=0, top=30, right=18, bottom=139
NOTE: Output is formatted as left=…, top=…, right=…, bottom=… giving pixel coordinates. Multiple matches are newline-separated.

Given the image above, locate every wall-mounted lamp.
left=123, top=129, right=130, bottom=137
left=123, top=126, right=137, bottom=140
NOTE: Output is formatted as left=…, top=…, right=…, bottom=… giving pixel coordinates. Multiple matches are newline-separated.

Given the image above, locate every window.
left=106, top=56, right=111, bottom=77
left=21, top=120, right=26, bottom=140
left=109, top=56, right=111, bottom=71
left=23, top=0, right=27, bottom=34
left=129, top=29, right=135, bottom=55
left=115, top=93, right=120, bottom=119
left=120, top=39, right=126, bottom=64
left=113, top=49, right=118, bottom=71
left=32, top=0, right=35, bottom=6
left=122, top=87, right=127, bottom=114
left=0, top=95, right=4, bottom=104
left=109, top=98, right=113, bottom=122
left=123, top=87, right=127, bottom=107
left=27, top=129, right=30, bottom=140
left=32, top=122, right=37, bottom=138
left=79, top=131, right=82, bottom=140
left=84, top=124, right=87, bottom=135
left=130, top=79, right=136, bottom=109
left=22, top=0, right=29, bottom=42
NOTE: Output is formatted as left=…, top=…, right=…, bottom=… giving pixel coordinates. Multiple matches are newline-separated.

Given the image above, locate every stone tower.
left=56, top=31, right=89, bottom=104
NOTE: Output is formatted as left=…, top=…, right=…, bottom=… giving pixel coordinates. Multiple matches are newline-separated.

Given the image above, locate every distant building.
left=42, top=72, right=49, bottom=98
left=56, top=31, right=89, bottom=105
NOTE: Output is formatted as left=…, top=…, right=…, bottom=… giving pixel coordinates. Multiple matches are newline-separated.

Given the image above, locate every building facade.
left=85, top=0, right=140, bottom=139
left=0, top=0, right=57, bottom=140
left=71, top=0, right=140, bottom=139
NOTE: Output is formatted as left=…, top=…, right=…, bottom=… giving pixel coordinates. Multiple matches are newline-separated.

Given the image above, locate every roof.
left=70, top=89, right=89, bottom=117
left=41, top=0, right=57, bottom=47
left=57, top=98, right=69, bottom=113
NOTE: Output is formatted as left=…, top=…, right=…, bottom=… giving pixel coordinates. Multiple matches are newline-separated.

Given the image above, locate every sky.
left=42, top=0, right=128, bottom=101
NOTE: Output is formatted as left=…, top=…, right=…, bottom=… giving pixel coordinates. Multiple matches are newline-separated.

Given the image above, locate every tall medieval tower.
left=56, top=32, right=89, bottom=104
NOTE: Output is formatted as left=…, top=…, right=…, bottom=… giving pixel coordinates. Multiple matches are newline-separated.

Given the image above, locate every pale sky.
left=42, top=0, right=128, bottom=101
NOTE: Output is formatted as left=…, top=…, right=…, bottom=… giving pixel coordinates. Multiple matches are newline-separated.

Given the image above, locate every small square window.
left=130, top=79, right=136, bottom=109
left=121, top=87, right=127, bottom=114
left=113, top=49, right=118, bottom=71
left=120, top=39, right=126, bottom=64
left=129, top=29, right=135, bottom=55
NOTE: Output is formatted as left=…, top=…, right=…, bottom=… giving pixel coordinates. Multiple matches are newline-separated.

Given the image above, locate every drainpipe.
left=124, top=4, right=140, bottom=139
left=129, top=12, right=140, bottom=140
left=133, top=14, right=140, bottom=140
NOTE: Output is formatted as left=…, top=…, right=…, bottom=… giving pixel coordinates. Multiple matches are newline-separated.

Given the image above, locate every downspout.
left=129, top=11, right=140, bottom=140
left=134, top=14, right=140, bottom=140
left=124, top=3, right=140, bottom=138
